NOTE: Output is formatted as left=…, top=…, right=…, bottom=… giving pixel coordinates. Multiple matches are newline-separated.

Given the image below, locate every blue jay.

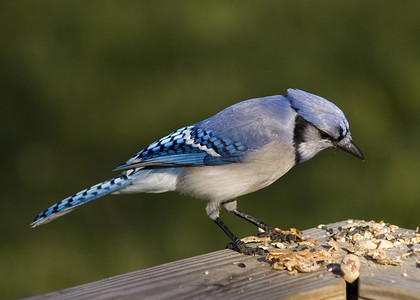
left=31, top=89, right=364, bottom=255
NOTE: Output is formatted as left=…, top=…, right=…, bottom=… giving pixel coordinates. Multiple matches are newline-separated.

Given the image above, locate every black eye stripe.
left=319, top=127, right=348, bottom=142
left=319, top=131, right=330, bottom=140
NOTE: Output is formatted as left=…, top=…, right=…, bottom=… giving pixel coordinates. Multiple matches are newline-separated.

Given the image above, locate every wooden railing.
left=26, top=220, right=420, bottom=300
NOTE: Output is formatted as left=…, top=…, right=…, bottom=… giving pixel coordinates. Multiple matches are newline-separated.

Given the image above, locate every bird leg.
left=213, top=217, right=267, bottom=256
left=229, top=209, right=302, bottom=243
left=210, top=200, right=300, bottom=255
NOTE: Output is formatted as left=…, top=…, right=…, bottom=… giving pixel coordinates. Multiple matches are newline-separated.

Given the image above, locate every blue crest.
left=287, top=89, right=350, bottom=140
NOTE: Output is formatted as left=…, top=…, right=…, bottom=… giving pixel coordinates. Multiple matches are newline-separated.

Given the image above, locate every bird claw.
left=257, top=228, right=302, bottom=243
left=227, top=241, right=268, bottom=256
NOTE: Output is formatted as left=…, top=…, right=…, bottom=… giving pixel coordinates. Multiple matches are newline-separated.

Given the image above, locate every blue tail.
left=31, top=174, right=133, bottom=227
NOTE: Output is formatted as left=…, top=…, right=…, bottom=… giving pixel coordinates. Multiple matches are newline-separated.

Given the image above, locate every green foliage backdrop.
left=1, top=1, right=420, bottom=298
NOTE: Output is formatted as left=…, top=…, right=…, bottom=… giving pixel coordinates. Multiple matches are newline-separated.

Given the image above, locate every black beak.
left=337, top=139, right=364, bottom=161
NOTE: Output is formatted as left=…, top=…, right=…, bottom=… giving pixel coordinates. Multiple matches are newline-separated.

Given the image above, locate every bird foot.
left=227, top=241, right=268, bottom=256
left=257, top=227, right=302, bottom=243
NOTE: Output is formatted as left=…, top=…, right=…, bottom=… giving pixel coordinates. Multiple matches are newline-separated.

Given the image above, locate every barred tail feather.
left=30, top=174, right=133, bottom=227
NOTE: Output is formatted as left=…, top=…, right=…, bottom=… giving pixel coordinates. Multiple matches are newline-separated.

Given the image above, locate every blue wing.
left=113, top=125, right=248, bottom=170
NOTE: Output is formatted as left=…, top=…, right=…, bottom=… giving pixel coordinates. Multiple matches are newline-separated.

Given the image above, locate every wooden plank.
left=357, top=232, right=420, bottom=300
left=306, top=220, right=420, bottom=300
left=359, top=266, right=420, bottom=300
left=26, top=224, right=347, bottom=300
left=26, top=220, right=420, bottom=300
left=308, top=220, right=420, bottom=300
left=25, top=249, right=345, bottom=300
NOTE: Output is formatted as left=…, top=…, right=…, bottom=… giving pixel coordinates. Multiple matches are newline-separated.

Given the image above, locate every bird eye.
left=319, top=131, right=330, bottom=140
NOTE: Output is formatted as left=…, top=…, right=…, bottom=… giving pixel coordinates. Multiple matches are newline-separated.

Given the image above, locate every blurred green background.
left=2, top=1, right=420, bottom=298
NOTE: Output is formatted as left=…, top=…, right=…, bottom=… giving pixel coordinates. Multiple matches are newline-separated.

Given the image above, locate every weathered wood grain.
left=25, top=220, right=420, bottom=300
left=26, top=249, right=346, bottom=299
left=358, top=238, right=420, bottom=300
left=26, top=223, right=346, bottom=300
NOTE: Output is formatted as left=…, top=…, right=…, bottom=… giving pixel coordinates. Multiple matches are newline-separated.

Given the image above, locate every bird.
left=31, top=88, right=364, bottom=255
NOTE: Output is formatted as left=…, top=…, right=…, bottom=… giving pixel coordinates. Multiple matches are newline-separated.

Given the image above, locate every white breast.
left=176, top=140, right=296, bottom=202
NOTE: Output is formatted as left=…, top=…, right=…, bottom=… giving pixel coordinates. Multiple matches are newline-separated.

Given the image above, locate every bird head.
left=287, top=89, right=364, bottom=163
